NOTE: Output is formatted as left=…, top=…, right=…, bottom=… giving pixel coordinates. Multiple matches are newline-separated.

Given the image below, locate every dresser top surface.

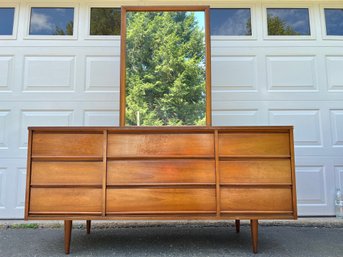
left=28, top=126, right=293, bottom=133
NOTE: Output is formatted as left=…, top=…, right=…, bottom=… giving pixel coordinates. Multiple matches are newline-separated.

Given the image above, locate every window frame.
left=320, top=4, right=343, bottom=40
left=85, top=4, right=121, bottom=40
left=210, top=3, right=257, bottom=41
left=262, top=4, right=315, bottom=40
left=24, top=3, right=79, bottom=40
left=0, top=3, right=19, bottom=40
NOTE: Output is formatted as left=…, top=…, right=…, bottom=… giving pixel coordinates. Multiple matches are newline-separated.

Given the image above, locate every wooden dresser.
left=25, top=126, right=297, bottom=254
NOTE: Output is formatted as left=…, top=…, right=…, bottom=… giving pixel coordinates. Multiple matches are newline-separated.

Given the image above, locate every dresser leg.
left=235, top=219, right=240, bottom=233
left=86, top=220, right=91, bottom=234
left=64, top=220, right=72, bottom=254
left=250, top=219, right=258, bottom=254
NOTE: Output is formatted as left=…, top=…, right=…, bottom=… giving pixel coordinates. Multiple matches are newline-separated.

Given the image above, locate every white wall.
left=0, top=0, right=343, bottom=218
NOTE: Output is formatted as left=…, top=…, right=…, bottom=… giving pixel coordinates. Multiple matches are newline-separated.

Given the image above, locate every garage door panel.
left=1, top=1, right=342, bottom=218
left=266, top=56, right=317, bottom=91
left=23, top=56, right=75, bottom=92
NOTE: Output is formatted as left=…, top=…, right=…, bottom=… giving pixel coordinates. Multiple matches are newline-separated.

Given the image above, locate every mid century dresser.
left=25, top=126, right=297, bottom=254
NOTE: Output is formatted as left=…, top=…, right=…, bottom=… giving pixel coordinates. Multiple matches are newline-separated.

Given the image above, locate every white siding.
left=0, top=0, right=342, bottom=218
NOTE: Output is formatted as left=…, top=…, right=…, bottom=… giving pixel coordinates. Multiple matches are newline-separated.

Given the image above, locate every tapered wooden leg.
left=86, top=220, right=91, bottom=234
left=250, top=219, right=258, bottom=254
left=235, top=219, right=240, bottom=233
left=64, top=220, right=72, bottom=254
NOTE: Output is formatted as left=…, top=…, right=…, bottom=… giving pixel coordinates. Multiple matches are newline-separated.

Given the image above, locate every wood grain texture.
left=107, top=160, right=215, bottom=184
left=289, top=128, right=298, bottom=219
left=205, top=6, right=211, bottom=126
left=219, top=160, right=292, bottom=184
left=106, top=188, right=216, bottom=213
left=214, top=130, right=221, bottom=216
left=251, top=220, right=258, bottom=253
left=107, top=134, right=214, bottom=157
left=26, top=126, right=297, bottom=223
left=24, top=129, right=33, bottom=220
left=31, top=162, right=102, bottom=185
left=221, top=188, right=293, bottom=212
left=30, top=188, right=102, bottom=213
left=102, top=130, right=108, bottom=216
left=86, top=220, right=91, bottom=234
left=64, top=220, right=73, bottom=254
left=219, top=133, right=290, bottom=156
left=32, top=133, right=103, bottom=157
left=64, top=220, right=72, bottom=254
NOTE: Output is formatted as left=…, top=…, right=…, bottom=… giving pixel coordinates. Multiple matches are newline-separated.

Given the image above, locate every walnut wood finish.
left=32, top=133, right=103, bottom=157
left=86, top=220, right=91, bottom=234
left=107, top=160, right=215, bottom=185
left=219, top=160, right=292, bottom=184
left=106, top=188, right=216, bottom=213
left=220, top=188, right=293, bottom=212
left=25, top=126, right=297, bottom=254
left=251, top=220, right=258, bottom=253
left=30, top=188, right=102, bottom=214
left=31, top=162, right=102, bottom=185
left=235, top=219, right=240, bottom=233
left=107, top=133, right=214, bottom=157
left=64, top=220, right=72, bottom=254
left=219, top=133, right=290, bottom=157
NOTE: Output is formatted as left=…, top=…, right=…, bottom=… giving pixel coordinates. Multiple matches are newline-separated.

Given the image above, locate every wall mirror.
left=120, top=6, right=211, bottom=126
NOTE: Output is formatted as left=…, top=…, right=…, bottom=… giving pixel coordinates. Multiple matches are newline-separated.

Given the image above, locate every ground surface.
left=0, top=221, right=343, bottom=257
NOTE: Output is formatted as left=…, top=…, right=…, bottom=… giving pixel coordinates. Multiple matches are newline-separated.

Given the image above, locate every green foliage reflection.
left=267, top=15, right=300, bottom=36
left=90, top=8, right=121, bottom=35
left=125, top=12, right=206, bottom=126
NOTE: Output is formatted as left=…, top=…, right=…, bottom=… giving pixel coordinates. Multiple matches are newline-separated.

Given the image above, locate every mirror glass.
left=121, top=7, right=210, bottom=126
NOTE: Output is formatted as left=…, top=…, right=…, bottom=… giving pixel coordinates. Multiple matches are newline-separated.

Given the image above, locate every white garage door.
left=0, top=0, right=342, bottom=218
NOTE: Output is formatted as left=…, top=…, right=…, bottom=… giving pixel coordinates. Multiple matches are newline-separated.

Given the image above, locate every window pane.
left=267, top=8, right=310, bottom=36
left=29, top=8, right=74, bottom=35
left=90, top=8, right=121, bottom=35
left=210, top=8, right=252, bottom=36
left=0, top=8, right=15, bottom=35
left=325, top=8, right=343, bottom=36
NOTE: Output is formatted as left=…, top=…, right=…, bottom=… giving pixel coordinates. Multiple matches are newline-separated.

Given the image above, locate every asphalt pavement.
left=0, top=220, right=343, bottom=257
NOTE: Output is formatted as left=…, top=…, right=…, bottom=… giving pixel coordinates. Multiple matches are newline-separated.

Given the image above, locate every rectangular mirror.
left=120, top=6, right=211, bottom=126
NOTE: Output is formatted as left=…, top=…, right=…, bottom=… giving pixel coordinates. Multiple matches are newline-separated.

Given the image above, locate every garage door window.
left=29, top=7, right=74, bottom=36
left=324, top=8, right=343, bottom=36
left=0, top=8, right=15, bottom=36
left=267, top=8, right=311, bottom=36
left=210, top=8, right=252, bottom=36
left=90, top=8, right=121, bottom=36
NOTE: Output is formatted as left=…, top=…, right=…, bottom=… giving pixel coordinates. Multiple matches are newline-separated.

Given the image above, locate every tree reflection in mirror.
left=124, top=11, right=207, bottom=126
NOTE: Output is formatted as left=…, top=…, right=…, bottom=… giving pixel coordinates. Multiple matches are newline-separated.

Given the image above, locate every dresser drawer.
left=29, top=188, right=102, bottom=214
left=106, top=188, right=216, bottom=213
left=220, top=160, right=292, bottom=184
left=31, top=161, right=103, bottom=185
left=107, top=133, right=214, bottom=157
left=221, top=188, right=293, bottom=212
left=219, top=133, right=290, bottom=156
left=32, top=132, right=103, bottom=157
left=107, top=160, right=215, bottom=185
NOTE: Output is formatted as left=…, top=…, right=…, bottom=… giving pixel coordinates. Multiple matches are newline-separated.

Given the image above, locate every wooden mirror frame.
left=119, top=6, right=212, bottom=126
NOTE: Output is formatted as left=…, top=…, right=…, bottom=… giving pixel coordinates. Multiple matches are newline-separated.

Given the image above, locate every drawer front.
left=106, top=188, right=216, bottom=213
left=32, top=133, right=103, bottom=157
left=220, top=160, right=292, bottom=184
left=107, top=134, right=214, bottom=157
left=221, top=188, right=293, bottom=212
left=219, top=133, right=290, bottom=156
left=31, top=162, right=103, bottom=185
left=29, top=188, right=102, bottom=213
left=107, top=160, right=215, bottom=185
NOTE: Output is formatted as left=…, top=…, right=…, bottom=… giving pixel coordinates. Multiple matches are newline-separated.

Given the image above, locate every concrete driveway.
left=0, top=219, right=342, bottom=257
